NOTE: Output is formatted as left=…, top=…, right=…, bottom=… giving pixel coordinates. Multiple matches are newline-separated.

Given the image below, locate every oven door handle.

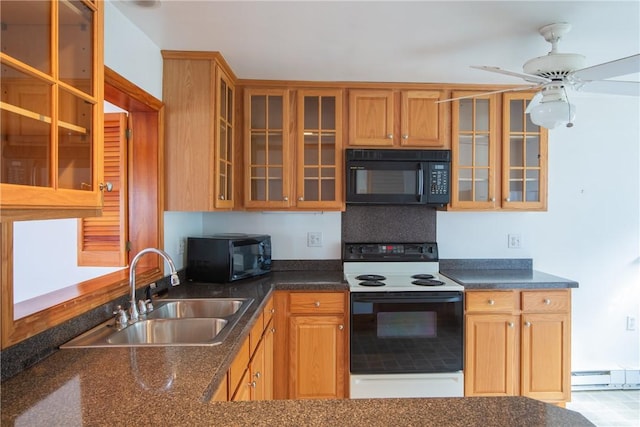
left=353, top=296, right=462, bottom=304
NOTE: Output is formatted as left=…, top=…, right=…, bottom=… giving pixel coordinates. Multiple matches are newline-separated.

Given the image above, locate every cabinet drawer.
left=289, top=292, right=345, bottom=314
left=522, top=290, right=570, bottom=312
left=466, top=291, right=517, bottom=313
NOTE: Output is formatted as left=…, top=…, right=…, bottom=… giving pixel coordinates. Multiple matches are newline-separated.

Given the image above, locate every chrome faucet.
left=129, top=248, right=181, bottom=322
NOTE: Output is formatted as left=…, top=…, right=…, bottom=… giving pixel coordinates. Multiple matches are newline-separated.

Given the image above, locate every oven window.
left=350, top=292, right=463, bottom=374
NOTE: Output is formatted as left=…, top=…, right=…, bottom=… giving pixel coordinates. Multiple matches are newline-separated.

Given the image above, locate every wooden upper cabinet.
left=162, top=51, right=236, bottom=211
left=348, top=90, right=395, bottom=146
left=295, top=89, right=344, bottom=210
left=449, top=91, right=548, bottom=211
left=0, top=0, right=104, bottom=220
left=348, top=89, right=449, bottom=148
left=502, top=92, right=548, bottom=211
left=243, top=87, right=344, bottom=211
left=450, top=91, right=499, bottom=209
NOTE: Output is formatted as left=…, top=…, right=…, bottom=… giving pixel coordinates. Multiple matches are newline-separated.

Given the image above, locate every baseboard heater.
left=572, top=370, right=640, bottom=390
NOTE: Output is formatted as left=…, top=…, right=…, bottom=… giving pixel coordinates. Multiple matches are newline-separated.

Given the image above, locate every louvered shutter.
left=77, top=113, right=127, bottom=266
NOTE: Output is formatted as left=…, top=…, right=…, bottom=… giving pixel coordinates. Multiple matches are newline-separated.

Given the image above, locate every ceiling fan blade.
left=471, top=65, right=551, bottom=84
left=578, top=80, right=640, bottom=96
left=436, top=85, right=541, bottom=104
left=525, top=92, right=543, bottom=114
left=571, top=54, right=640, bottom=81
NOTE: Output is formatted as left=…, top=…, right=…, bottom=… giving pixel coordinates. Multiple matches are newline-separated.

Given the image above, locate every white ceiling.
left=111, top=0, right=640, bottom=85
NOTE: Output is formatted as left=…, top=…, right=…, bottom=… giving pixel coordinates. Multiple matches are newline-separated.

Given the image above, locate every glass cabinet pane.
left=251, top=96, right=266, bottom=128
left=475, top=135, right=489, bottom=167
left=57, top=89, right=93, bottom=190
left=321, top=97, right=335, bottom=129
left=304, top=96, right=319, bottom=129
left=59, top=0, right=93, bottom=95
left=526, top=137, right=540, bottom=167
left=476, top=99, right=489, bottom=131
left=510, top=100, right=524, bottom=132
left=0, top=1, right=51, bottom=74
left=459, top=100, right=472, bottom=131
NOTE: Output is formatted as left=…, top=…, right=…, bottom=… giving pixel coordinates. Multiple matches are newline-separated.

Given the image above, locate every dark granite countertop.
left=0, top=271, right=590, bottom=426
left=441, top=269, right=579, bottom=289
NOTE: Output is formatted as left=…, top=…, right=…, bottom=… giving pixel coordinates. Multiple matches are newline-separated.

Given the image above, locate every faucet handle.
left=137, top=299, right=148, bottom=315
left=113, top=305, right=128, bottom=328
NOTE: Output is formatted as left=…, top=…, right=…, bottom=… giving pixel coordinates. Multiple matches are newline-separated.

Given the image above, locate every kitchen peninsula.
left=1, top=267, right=590, bottom=426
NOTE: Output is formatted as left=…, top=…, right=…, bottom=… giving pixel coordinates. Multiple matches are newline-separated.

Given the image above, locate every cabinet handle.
left=270, top=327, right=276, bottom=334
left=298, top=197, right=304, bottom=201
left=488, top=299, right=495, bottom=305
left=314, top=301, right=320, bottom=307
left=505, top=198, right=511, bottom=202
left=99, top=182, right=113, bottom=192
left=254, top=371, right=261, bottom=379
left=387, top=134, right=393, bottom=139
left=250, top=381, right=257, bottom=388
left=338, top=324, right=344, bottom=330
left=218, top=195, right=225, bottom=200
left=490, top=198, right=496, bottom=202
left=524, top=321, right=531, bottom=327
left=402, top=134, right=408, bottom=140
left=543, top=298, right=551, bottom=305
left=283, top=196, right=289, bottom=201
left=507, top=322, right=514, bottom=328
left=270, top=308, right=275, bottom=314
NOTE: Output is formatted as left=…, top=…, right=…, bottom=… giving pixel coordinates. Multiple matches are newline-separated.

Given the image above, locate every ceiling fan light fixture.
left=529, top=99, right=576, bottom=129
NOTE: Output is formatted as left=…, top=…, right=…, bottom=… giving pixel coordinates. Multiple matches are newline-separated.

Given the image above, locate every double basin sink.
left=61, top=298, right=253, bottom=348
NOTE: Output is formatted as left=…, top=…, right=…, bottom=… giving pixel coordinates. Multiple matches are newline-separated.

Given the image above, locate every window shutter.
left=77, top=113, right=128, bottom=266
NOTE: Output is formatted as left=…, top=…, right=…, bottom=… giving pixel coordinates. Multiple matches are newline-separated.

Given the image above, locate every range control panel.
left=343, top=242, right=439, bottom=262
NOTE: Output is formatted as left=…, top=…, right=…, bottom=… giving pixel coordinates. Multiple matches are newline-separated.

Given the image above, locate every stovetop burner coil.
left=411, top=279, right=445, bottom=286
left=411, top=274, right=435, bottom=280
left=356, top=274, right=386, bottom=281
left=358, top=280, right=386, bottom=287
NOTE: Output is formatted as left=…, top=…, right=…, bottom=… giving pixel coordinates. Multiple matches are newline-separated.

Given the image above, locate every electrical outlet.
left=508, top=234, right=521, bottom=249
left=627, top=316, right=637, bottom=331
left=177, top=239, right=185, bottom=255
left=307, top=232, right=323, bottom=247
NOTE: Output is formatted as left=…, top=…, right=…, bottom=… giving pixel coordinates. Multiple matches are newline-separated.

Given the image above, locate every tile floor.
left=566, top=389, right=639, bottom=426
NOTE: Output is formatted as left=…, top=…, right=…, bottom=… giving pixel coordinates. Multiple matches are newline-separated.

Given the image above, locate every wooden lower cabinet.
left=274, top=290, right=348, bottom=399
left=464, top=289, right=571, bottom=405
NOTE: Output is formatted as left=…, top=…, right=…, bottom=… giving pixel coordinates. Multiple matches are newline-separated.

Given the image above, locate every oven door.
left=350, top=291, right=463, bottom=374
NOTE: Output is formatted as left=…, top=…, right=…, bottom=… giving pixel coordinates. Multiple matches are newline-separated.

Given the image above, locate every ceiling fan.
left=445, top=22, right=640, bottom=129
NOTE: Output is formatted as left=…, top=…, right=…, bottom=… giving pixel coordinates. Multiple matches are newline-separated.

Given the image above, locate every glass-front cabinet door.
left=244, top=88, right=291, bottom=209
left=451, top=92, right=497, bottom=209
left=296, top=89, right=343, bottom=209
left=215, top=67, right=234, bottom=209
left=0, top=0, right=103, bottom=218
left=502, top=93, right=548, bottom=210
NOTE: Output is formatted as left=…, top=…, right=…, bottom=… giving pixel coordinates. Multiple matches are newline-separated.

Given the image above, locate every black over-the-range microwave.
left=345, top=148, right=451, bottom=206
left=186, top=234, right=272, bottom=283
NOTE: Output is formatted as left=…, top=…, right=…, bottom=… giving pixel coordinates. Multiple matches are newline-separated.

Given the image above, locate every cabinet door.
left=214, top=66, right=235, bottom=209
left=465, top=313, right=519, bottom=396
left=231, top=369, right=252, bottom=401
left=289, top=314, right=345, bottom=399
left=244, top=88, right=291, bottom=208
left=502, top=93, right=548, bottom=210
left=263, top=318, right=275, bottom=400
left=1, top=1, right=103, bottom=217
left=296, top=89, right=344, bottom=209
left=249, top=334, right=266, bottom=400
left=521, top=312, right=571, bottom=402
left=451, top=92, right=498, bottom=209
left=400, top=90, right=448, bottom=147
left=348, top=90, right=394, bottom=146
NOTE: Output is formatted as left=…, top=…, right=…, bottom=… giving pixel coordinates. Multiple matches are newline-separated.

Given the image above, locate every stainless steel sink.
left=61, top=297, right=253, bottom=348
left=106, top=318, right=228, bottom=345
left=147, top=298, right=246, bottom=319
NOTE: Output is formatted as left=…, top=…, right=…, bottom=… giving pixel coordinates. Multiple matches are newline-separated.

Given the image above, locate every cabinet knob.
left=490, top=198, right=496, bottom=202
left=254, top=371, right=261, bottom=379
left=99, top=182, right=113, bottom=192
left=387, top=134, right=393, bottom=139
left=488, top=299, right=495, bottom=305
left=298, top=197, right=304, bottom=201
left=524, top=321, right=532, bottom=327
left=505, top=198, right=511, bottom=202
left=314, top=301, right=320, bottom=307
left=402, top=134, right=408, bottom=140
left=283, top=196, right=289, bottom=201
left=543, top=298, right=551, bottom=305
left=270, top=327, right=276, bottom=334
left=338, top=324, right=344, bottom=330
left=507, top=322, right=514, bottom=328
left=270, top=308, right=275, bottom=314
left=218, top=195, right=225, bottom=200
left=250, top=381, right=257, bottom=388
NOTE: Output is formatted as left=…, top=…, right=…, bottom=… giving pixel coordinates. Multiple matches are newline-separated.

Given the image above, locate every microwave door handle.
left=417, top=163, right=424, bottom=202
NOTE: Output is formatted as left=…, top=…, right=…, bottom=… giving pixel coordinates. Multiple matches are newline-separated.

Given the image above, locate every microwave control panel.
left=428, top=162, right=450, bottom=203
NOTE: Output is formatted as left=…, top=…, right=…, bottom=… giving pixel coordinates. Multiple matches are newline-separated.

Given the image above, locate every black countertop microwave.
left=345, top=148, right=451, bottom=206
left=186, top=234, right=271, bottom=283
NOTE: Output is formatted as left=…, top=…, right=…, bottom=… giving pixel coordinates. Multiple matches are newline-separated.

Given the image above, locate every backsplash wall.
left=342, top=205, right=437, bottom=243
